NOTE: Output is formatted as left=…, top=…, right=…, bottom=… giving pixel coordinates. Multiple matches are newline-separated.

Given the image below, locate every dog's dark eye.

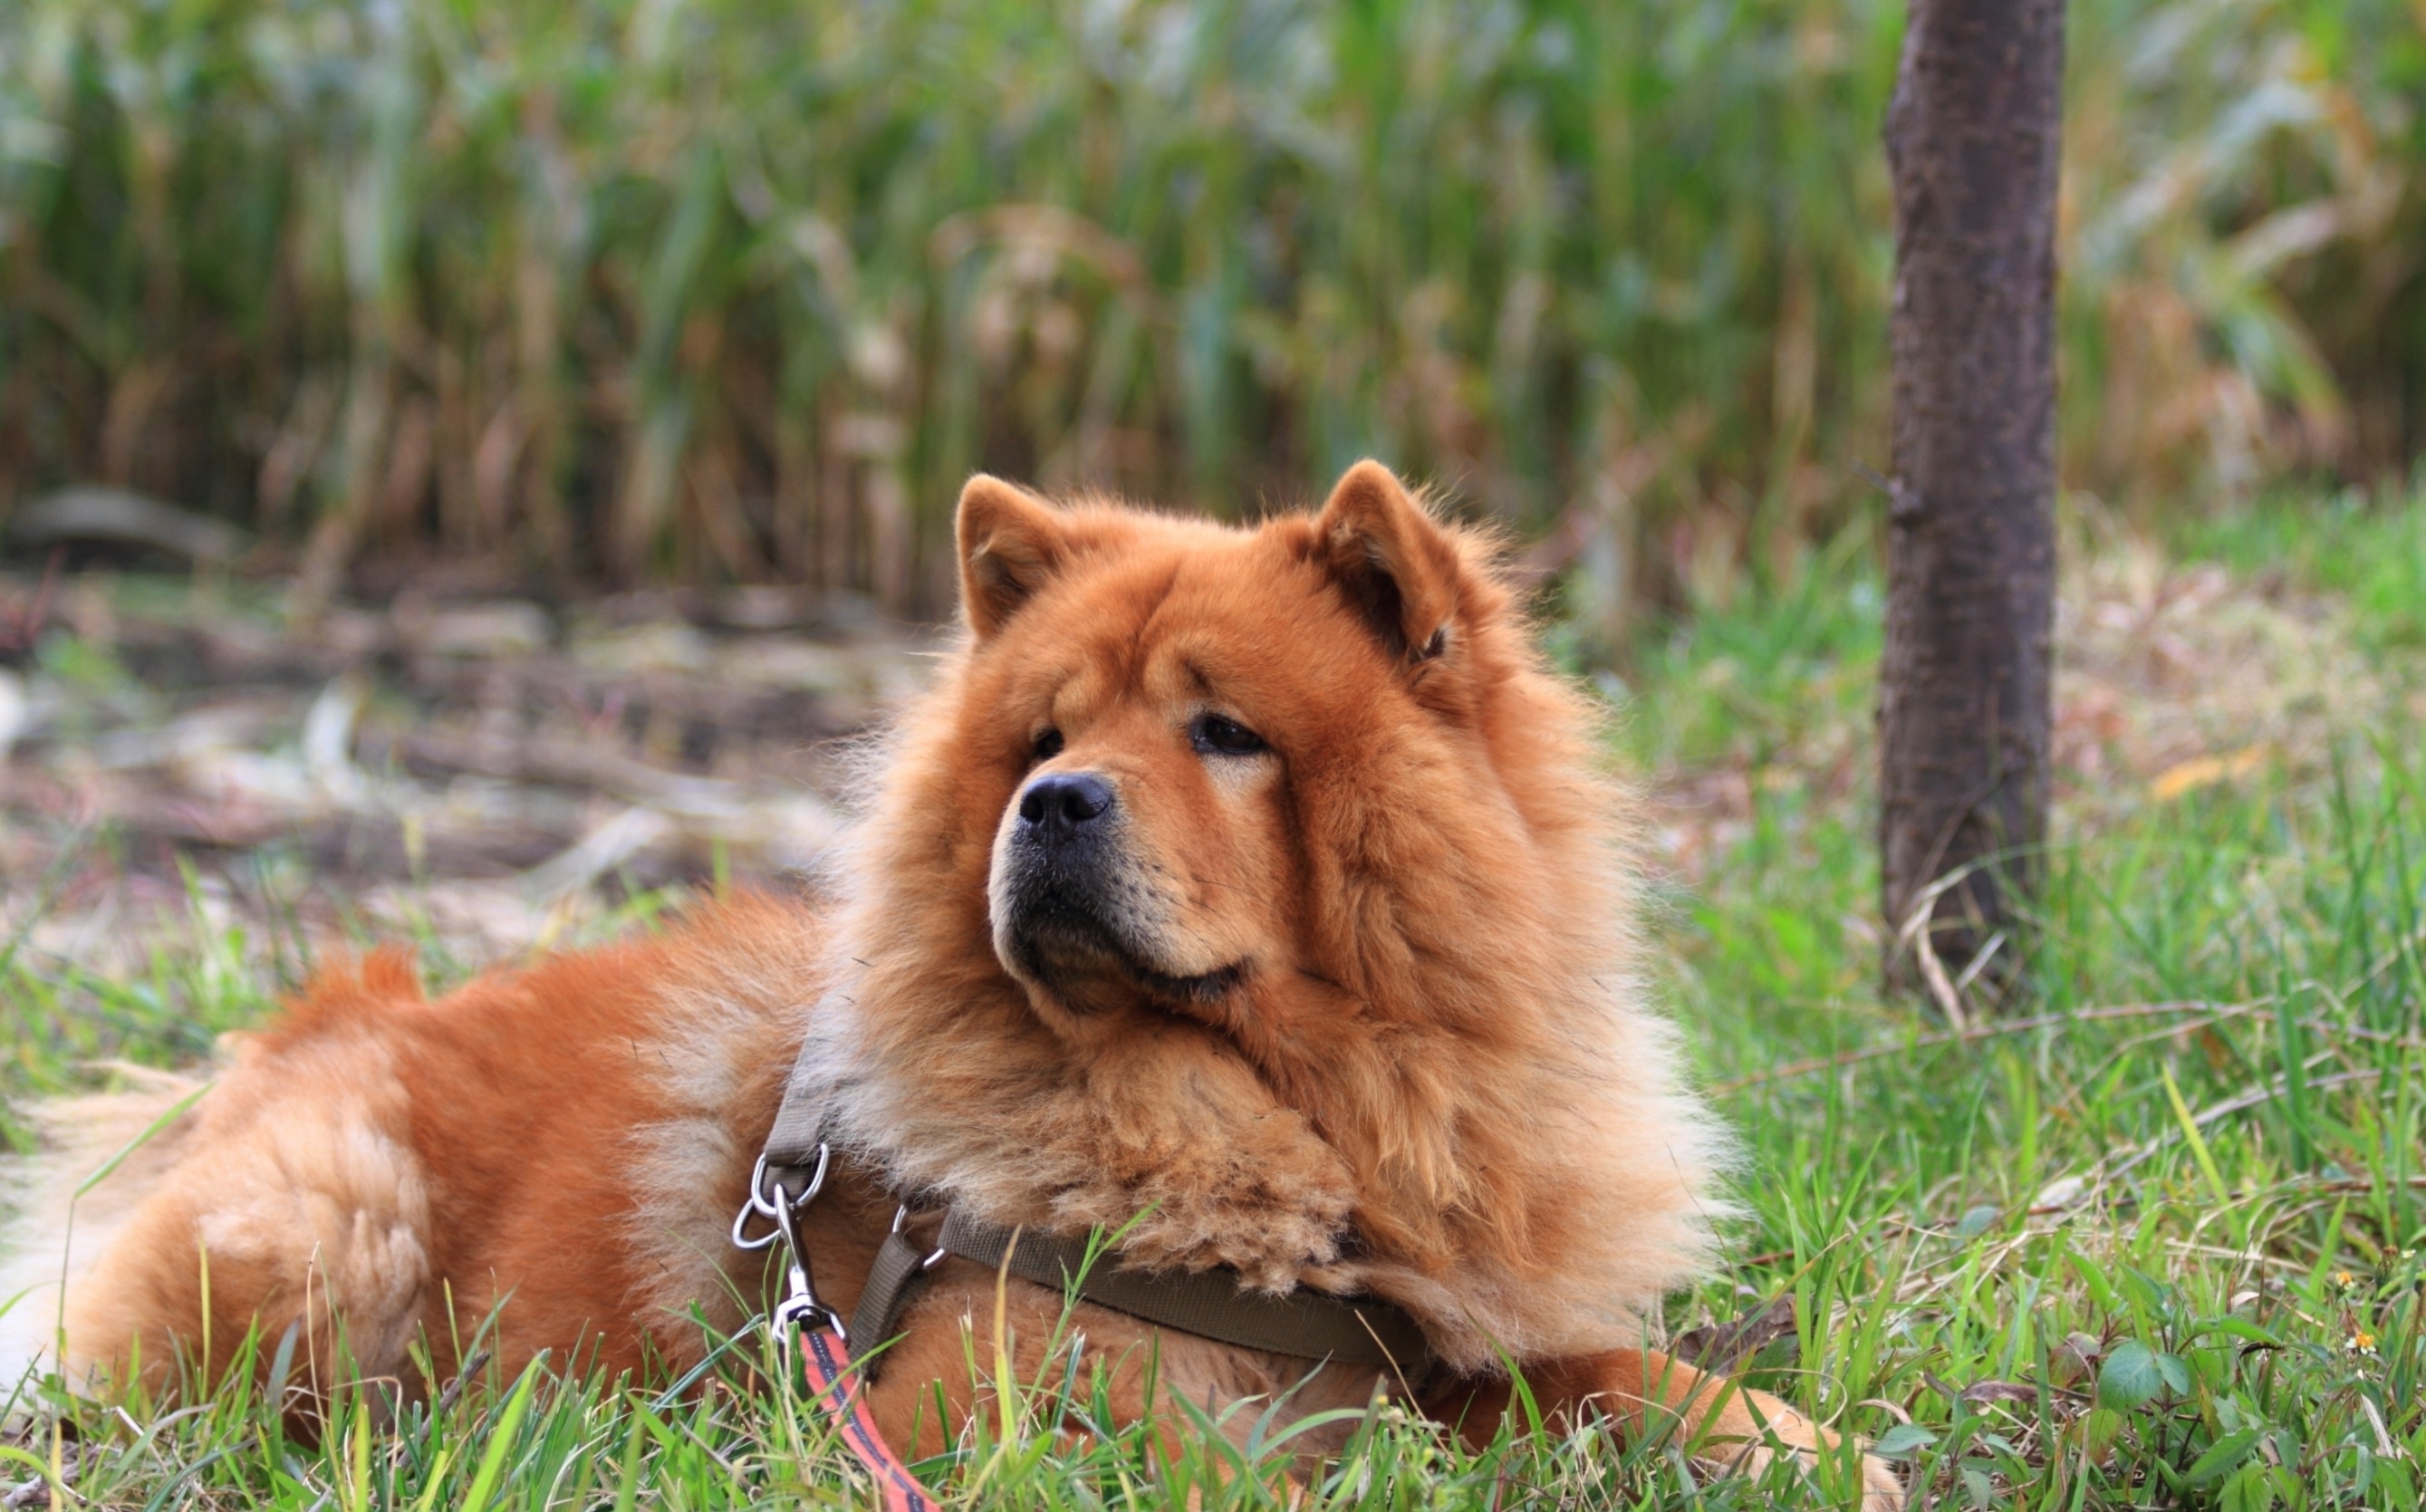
left=1031, top=727, right=1064, bottom=763
left=1189, top=714, right=1266, bottom=757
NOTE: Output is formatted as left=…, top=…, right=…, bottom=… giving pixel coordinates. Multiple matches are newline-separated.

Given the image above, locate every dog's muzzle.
left=996, top=770, right=1135, bottom=965
left=993, top=770, right=1246, bottom=1011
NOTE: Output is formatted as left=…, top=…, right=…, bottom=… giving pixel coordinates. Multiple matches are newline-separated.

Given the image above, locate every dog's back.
left=2, top=896, right=821, bottom=1398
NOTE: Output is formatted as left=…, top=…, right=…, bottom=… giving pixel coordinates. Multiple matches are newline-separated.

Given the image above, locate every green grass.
left=10, top=491, right=2426, bottom=1507
left=2174, top=486, right=2426, bottom=655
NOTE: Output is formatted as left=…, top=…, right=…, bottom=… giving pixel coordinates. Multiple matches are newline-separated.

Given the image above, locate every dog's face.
left=980, top=556, right=1295, bottom=1020
left=939, top=462, right=1538, bottom=1056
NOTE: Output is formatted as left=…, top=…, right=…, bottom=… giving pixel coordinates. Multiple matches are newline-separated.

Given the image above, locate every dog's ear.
left=1314, top=460, right=1467, bottom=665
left=957, top=475, right=1068, bottom=639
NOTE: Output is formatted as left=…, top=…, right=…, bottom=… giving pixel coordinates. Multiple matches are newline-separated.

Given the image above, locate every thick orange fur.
left=6, top=465, right=1899, bottom=1506
left=28, top=901, right=824, bottom=1398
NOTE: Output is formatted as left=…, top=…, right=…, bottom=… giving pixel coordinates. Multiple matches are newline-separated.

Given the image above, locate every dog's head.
left=838, top=462, right=1722, bottom=1358
left=933, top=461, right=1572, bottom=1060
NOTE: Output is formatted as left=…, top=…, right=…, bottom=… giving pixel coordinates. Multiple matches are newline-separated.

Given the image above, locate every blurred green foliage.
left=1, top=0, right=2421, bottom=617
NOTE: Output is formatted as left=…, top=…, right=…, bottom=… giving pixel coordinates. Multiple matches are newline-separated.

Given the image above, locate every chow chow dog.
left=1, top=463, right=1899, bottom=1505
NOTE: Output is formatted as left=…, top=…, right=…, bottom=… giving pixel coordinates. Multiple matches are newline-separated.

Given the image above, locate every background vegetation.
left=11, top=2, right=2426, bottom=1506
left=5, top=0, right=2423, bottom=621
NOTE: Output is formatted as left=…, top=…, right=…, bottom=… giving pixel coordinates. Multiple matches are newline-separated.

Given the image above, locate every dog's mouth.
left=1006, top=894, right=1247, bottom=1016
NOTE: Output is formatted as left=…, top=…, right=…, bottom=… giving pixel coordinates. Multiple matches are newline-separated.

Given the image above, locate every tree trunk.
left=1880, top=0, right=2065, bottom=1012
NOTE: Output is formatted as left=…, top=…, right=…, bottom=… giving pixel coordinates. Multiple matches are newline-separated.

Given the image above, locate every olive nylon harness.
left=733, top=1060, right=1436, bottom=1511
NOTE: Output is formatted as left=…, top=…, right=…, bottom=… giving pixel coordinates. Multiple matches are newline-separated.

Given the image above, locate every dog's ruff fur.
left=1, top=463, right=1900, bottom=1506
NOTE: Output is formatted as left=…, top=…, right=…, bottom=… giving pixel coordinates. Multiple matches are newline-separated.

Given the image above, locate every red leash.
left=738, top=1151, right=936, bottom=1512
left=784, top=1305, right=935, bottom=1512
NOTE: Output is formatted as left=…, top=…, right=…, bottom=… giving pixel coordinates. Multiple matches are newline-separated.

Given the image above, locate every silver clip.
left=731, top=1145, right=847, bottom=1338
left=770, top=1176, right=846, bottom=1340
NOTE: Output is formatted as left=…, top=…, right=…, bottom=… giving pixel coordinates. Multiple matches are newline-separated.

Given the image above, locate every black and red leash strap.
left=736, top=1149, right=936, bottom=1512
left=782, top=1304, right=934, bottom=1512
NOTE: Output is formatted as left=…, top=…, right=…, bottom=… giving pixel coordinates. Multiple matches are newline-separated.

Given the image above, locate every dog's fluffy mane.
left=789, top=489, right=1735, bottom=1372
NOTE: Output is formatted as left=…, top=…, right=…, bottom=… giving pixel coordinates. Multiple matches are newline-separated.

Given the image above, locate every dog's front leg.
left=1422, top=1348, right=1903, bottom=1508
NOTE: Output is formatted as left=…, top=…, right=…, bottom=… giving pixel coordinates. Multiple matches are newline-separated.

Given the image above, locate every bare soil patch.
left=0, top=569, right=933, bottom=967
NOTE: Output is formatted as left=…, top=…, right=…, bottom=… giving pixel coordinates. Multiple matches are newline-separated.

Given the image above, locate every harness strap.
left=760, top=1071, right=831, bottom=1205
left=846, top=1225, right=943, bottom=1372
left=755, top=1069, right=1435, bottom=1495
left=845, top=1207, right=1436, bottom=1386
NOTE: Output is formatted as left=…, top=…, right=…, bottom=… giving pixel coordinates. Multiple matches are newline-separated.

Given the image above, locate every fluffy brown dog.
left=1, top=464, right=1899, bottom=1505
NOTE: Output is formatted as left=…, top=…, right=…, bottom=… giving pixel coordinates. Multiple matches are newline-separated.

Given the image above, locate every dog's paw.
left=1073, top=1136, right=1355, bottom=1290
left=1705, top=1391, right=1904, bottom=1511
left=1857, top=1452, right=1907, bottom=1512
left=1734, top=1442, right=1904, bottom=1512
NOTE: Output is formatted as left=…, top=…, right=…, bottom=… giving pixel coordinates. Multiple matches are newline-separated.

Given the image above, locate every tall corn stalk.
left=0, top=0, right=2418, bottom=619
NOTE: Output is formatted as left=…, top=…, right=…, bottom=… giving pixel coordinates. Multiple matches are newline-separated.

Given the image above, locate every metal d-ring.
left=731, top=1146, right=831, bottom=1251
left=891, top=1203, right=948, bottom=1272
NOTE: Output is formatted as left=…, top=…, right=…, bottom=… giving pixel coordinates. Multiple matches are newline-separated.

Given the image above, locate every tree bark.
left=1880, top=0, right=2065, bottom=1009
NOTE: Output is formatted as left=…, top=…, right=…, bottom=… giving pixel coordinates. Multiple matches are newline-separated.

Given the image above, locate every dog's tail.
left=0, top=1065, right=209, bottom=1393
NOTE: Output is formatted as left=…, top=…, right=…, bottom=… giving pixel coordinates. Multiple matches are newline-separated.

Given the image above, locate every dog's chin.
left=1006, top=917, right=1247, bottom=1020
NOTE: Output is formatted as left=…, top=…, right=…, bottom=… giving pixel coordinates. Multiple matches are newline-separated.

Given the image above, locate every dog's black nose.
left=1018, top=772, right=1114, bottom=837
